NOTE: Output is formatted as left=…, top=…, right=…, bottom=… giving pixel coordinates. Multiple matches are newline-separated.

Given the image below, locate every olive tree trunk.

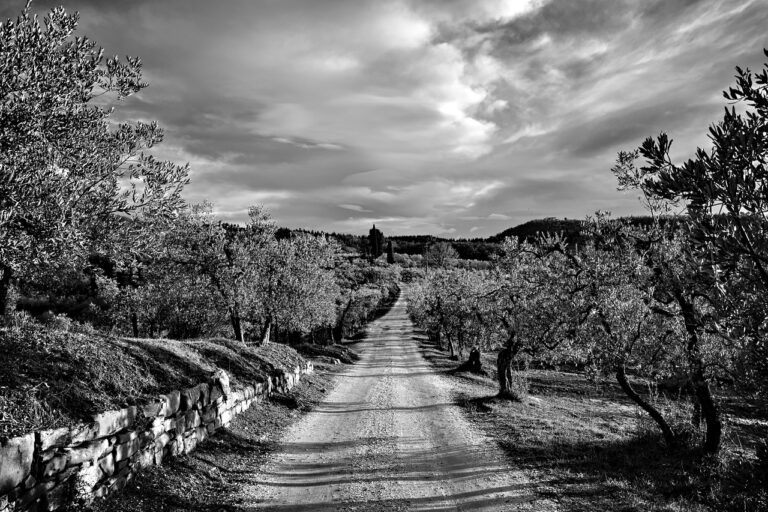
left=260, top=316, right=273, bottom=344
left=616, top=365, right=676, bottom=447
left=0, top=264, right=15, bottom=318
left=230, top=310, right=244, bottom=343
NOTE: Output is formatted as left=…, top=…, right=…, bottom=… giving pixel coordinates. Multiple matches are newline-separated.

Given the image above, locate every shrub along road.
left=238, top=294, right=556, bottom=511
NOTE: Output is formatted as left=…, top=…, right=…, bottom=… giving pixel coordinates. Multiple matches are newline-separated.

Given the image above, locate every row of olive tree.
left=93, top=202, right=341, bottom=343
left=408, top=47, right=768, bottom=456
left=407, top=218, right=733, bottom=453
left=0, top=4, right=350, bottom=345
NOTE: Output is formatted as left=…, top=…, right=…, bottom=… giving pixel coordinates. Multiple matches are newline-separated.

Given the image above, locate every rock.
left=37, top=427, right=72, bottom=452
left=16, top=480, right=53, bottom=510
left=114, top=438, right=140, bottom=463
left=91, top=407, right=138, bottom=438
left=98, top=453, right=115, bottom=478
left=41, top=454, right=68, bottom=479
left=197, top=383, right=211, bottom=407
left=180, top=385, right=201, bottom=411
left=44, top=481, right=71, bottom=511
left=211, top=369, right=231, bottom=399
left=66, top=439, right=110, bottom=466
left=68, top=423, right=100, bottom=445
left=0, top=434, right=35, bottom=495
left=140, top=400, right=165, bottom=419
left=209, top=384, right=223, bottom=404
left=185, top=409, right=201, bottom=430
left=161, top=391, right=181, bottom=417
left=73, top=463, right=103, bottom=498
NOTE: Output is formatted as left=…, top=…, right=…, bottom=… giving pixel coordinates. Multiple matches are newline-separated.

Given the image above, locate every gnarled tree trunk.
left=675, top=291, right=722, bottom=454
left=0, top=264, right=15, bottom=318
left=497, top=345, right=515, bottom=398
left=230, top=310, right=244, bottom=343
left=691, top=365, right=721, bottom=454
left=616, top=365, right=676, bottom=447
left=333, top=298, right=353, bottom=343
left=260, top=316, right=273, bottom=344
left=130, top=311, right=139, bottom=338
left=497, top=333, right=523, bottom=399
left=447, top=338, right=457, bottom=360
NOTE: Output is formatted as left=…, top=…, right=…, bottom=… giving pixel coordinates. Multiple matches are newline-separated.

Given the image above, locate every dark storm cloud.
left=4, top=0, right=768, bottom=236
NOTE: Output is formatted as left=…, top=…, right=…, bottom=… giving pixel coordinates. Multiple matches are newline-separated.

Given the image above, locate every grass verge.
left=420, top=338, right=768, bottom=512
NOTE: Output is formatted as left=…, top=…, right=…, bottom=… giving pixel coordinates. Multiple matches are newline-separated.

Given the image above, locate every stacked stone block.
left=0, top=362, right=312, bottom=511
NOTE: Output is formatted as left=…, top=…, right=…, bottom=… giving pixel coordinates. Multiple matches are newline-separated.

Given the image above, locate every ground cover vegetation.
left=0, top=3, right=397, bottom=437
left=407, top=49, right=768, bottom=510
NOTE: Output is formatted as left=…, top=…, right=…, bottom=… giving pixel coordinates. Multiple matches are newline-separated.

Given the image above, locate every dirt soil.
left=236, top=294, right=556, bottom=511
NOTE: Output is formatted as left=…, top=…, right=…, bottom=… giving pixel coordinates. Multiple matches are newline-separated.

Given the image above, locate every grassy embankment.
left=0, top=321, right=360, bottom=511
left=0, top=326, right=307, bottom=438
left=420, top=338, right=768, bottom=512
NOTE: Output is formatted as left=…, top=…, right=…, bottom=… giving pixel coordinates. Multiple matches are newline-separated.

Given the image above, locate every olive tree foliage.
left=609, top=48, right=768, bottom=452
left=423, top=242, right=459, bottom=269
left=406, top=269, right=495, bottom=361
left=247, top=234, right=340, bottom=344
left=406, top=216, right=728, bottom=450
left=614, top=50, right=768, bottom=398
left=486, top=236, right=588, bottom=398
left=94, top=259, right=221, bottom=339
left=0, top=3, right=189, bottom=315
left=559, top=218, right=686, bottom=447
left=164, top=203, right=276, bottom=343
left=537, top=216, right=732, bottom=453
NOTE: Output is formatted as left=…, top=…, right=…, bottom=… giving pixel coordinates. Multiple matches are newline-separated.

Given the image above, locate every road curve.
left=240, top=292, right=556, bottom=511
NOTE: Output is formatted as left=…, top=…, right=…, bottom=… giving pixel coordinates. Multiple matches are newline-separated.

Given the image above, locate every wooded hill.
left=288, top=215, right=674, bottom=261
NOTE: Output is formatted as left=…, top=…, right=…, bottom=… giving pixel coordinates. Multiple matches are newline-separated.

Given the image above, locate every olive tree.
left=248, top=233, right=340, bottom=344
left=167, top=203, right=275, bottom=343
left=0, top=4, right=189, bottom=316
left=489, top=236, right=585, bottom=399
left=610, top=49, right=768, bottom=451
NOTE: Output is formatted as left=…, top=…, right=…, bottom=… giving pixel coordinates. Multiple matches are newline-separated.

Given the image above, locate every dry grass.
left=0, top=325, right=310, bottom=438
left=293, top=343, right=360, bottom=364
left=420, top=339, right=768, bottom=512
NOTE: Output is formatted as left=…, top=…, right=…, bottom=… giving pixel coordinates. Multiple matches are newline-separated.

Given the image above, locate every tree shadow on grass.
left=117, top=341, right=212, bottom=392
left=191, top=342, right=272, bottom=386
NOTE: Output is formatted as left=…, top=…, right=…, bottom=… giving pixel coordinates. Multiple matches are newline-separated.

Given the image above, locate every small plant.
left=4, top=309, right=36, bottom=329
left=45, top=313, right=74, bottom=332
left=71, top=321, right=97, bottom=335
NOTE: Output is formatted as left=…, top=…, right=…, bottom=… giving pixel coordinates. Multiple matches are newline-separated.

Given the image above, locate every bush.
left=44, top=312, right=74, bottom=332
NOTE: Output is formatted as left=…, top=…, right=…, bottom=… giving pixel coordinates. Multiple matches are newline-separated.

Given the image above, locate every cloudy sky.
left=4, top=0, right=768, bottom=236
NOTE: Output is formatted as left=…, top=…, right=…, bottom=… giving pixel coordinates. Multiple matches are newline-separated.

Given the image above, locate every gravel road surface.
left=240, top=294, right=557, bottom=511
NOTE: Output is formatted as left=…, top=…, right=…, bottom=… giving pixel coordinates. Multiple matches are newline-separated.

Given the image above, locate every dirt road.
left=240, top=294, right=556, bottom=511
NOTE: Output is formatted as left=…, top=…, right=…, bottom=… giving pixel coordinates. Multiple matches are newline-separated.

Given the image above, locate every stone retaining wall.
left=0, top=362, right=313, bottom=511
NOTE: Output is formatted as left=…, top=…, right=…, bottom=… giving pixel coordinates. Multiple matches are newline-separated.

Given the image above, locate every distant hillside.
left=487, top=217, right=586, bottom=244
left=486, top=215, right=677, bottom=245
